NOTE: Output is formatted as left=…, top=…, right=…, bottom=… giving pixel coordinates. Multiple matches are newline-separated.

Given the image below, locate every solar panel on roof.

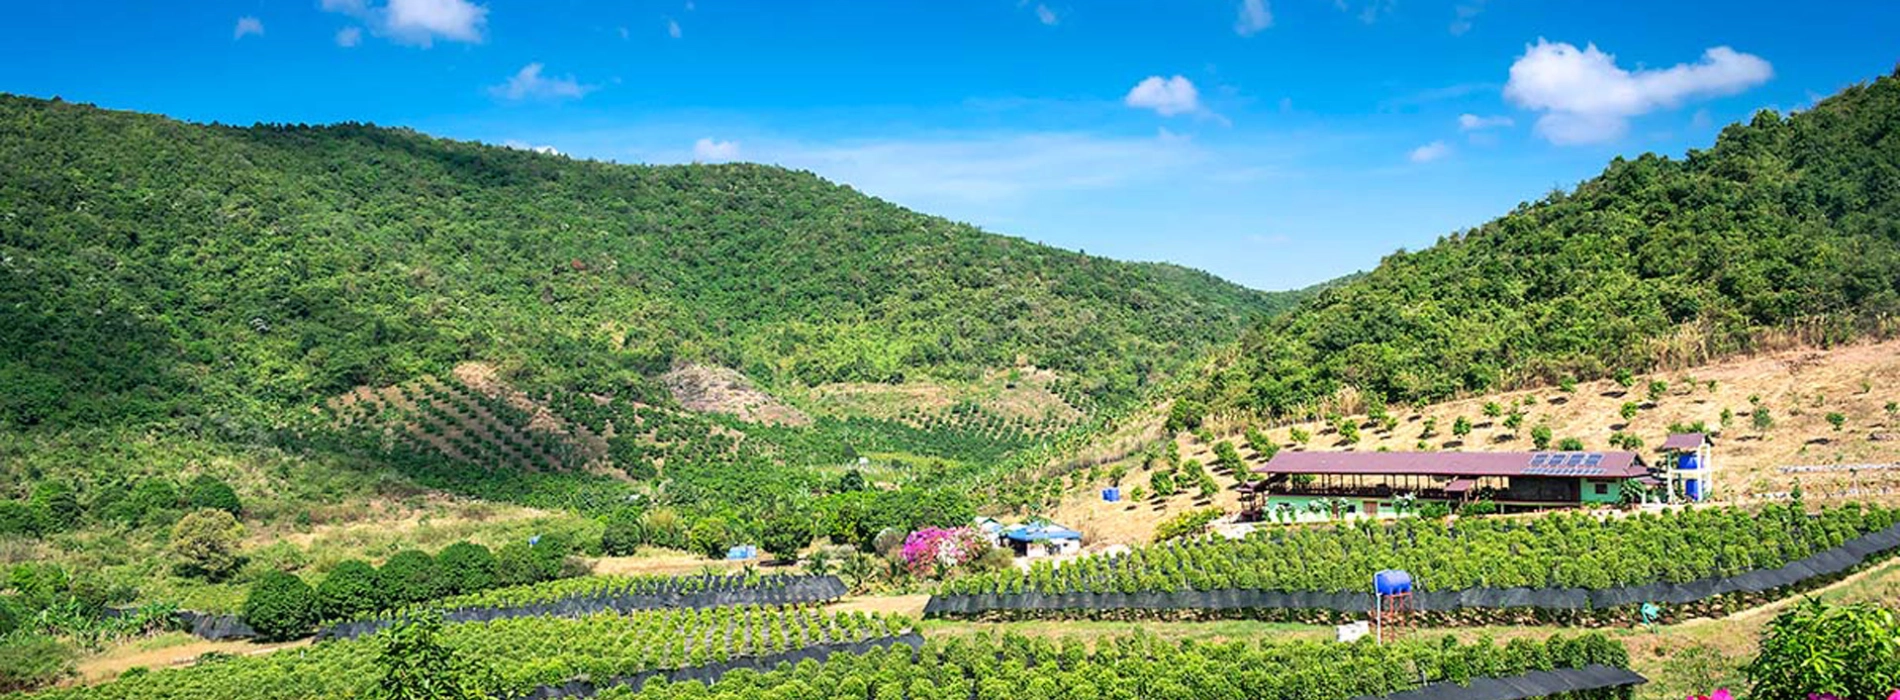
left=1584, top=454, right=1604, bottom=466
left=1527, top=454, right=1546, bottom=467
left=1565, top=453, right=1587, bottom=466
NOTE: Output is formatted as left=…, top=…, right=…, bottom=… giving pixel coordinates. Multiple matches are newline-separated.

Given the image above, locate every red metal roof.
left=1255, top=450, right=1648, bottom=479
left=1444, top=478, right=1477, bottom=492
left=1660, top=432, right=1711, bottom=450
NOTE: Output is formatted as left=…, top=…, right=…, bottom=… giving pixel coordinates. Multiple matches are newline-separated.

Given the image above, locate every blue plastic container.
left=1102, top=488, right=1121, bottom=502
left=1679, top=454, right=1704, bottom=501
left=1374, top=569, right=1413, bottom=595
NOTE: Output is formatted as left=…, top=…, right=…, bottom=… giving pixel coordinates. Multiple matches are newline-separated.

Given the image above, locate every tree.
left=1646, top=380, right=1668, bottom=404
left=1420, top=417, right=1438, bottom=438
left=243, top=571, right=316, bottom=641
left=315, top=560, right=386, bottom=620
left=1745, top=600, right=1900, bottom=700
left=1165, top=399, right=1204, bottom=433
left=380, top=550, right=444, bottom=605
left=169, top=508, right=245, bottom=581
left=1613, top=370, right=1634, bottom=390
left=600, top=509, right=645, bottom=556
left=1502, top=410, right=1525, bottom=434
left=688, top=517, right=733, bottom=560
left=492, top=541, right=541, bottom=587
left=435, top=542, right=496, bottom=595
left=1482, top=401, right=1503, bottom=419
left=761, top=515, right=812, bottom=564
left=1752, top=406, right=1775, bottom=432
left=1149, top=470, right=1176, bottom=498
left=1451, top=416, right=1472, bottom=440
left=1619, top=402, right=1640, bottom=422
left=1211, top=441, right=1243, bottom=473
left=185, top=475, right=241, bottom=516
left=125, top=479, right=180, bottom=526
left=1288, top=427, right=1311, bottom=445
left=1557, top=437, right=1584, bottom=451
left=834, top=469, right=868, bottom=493
left=1826, top=412, right=1846, bottom=431
left=26, top=482, right=78, bottom=533
left=368, top=611, right=500, bottom=700
left=1530, top=424, right=1553, bottom=450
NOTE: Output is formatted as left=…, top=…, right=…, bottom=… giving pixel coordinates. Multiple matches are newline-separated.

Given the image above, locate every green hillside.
left=0, top=94, right=1290, bottom=432
left=1189, top=69, right=1900, bottom=419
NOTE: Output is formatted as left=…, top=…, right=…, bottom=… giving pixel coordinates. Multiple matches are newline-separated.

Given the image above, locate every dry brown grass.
left=1051, top=340, right=1900, bottom=546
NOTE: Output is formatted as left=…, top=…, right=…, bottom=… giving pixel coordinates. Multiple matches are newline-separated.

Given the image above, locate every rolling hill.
left=0, top=94, right=1295, bottom=436
left=1185, top=68, right=1900, bottom=422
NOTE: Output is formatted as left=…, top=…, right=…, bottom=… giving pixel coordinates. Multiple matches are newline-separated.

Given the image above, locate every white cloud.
left=335, top=26, right=363, bottom=47
left=233, top=16, right=264, bottom=40
left=1449, top=0, right=1487, bottom=35
left=1235, top=0, right=1271, bottom=36
left=1504, top=40, right=1773, bottom=145
left=693, top=138, right=741, bottom=162
left=1335, top=0, right=1395, bottom=24
left=1035, top=4, right=1059, bottom=25
left=319, top=0, right=486, bottom=47
left=488, top=63, right=596, bottom=101
left=1124, top=75, right=1203, bottom=117
left=667, top=19, right=682, bottom=39
left=502, top=140, right=562, bottom=156
left=1457, top=113, right=1514, bottom=131
left=1409, top=141, right=1452, bottom=163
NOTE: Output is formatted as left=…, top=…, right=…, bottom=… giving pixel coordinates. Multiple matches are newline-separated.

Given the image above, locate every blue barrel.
left=1102, top=488, right=1121, bottom=502
left=1374, top=569, right=1412, bottom=595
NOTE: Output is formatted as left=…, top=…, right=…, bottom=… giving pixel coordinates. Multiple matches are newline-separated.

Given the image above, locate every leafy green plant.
left=243, top=571, right=317, bottom=641
left=1745, top=600, right=1900, bottom=700
left=168, top=508, right=245, bottom=581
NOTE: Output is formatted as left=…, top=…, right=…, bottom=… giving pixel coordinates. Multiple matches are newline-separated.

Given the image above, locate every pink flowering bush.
left=900, top=527, right=990, bottom=578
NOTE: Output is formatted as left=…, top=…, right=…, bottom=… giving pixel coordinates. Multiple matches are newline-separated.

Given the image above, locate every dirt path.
left=72, top=635, right=310, bottom=685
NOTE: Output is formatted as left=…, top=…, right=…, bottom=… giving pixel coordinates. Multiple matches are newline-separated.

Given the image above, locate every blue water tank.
left=1679, top=454, right=1704, bottom=501
left=1102, top=487, right=1121, bottom=502
left=1374, top=569, right=1413, bottom=595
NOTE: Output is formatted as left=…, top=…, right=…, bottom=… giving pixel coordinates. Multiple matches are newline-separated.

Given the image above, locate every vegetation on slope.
left=1190, top=69, right=1900, bottom=419
left=0, top=93, right=1288, bottom=432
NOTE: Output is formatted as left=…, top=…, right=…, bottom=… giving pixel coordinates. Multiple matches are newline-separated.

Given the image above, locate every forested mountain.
left=0, top=95, right=1291, bottom=431
left=1188, top=69, right=1900, bottom=419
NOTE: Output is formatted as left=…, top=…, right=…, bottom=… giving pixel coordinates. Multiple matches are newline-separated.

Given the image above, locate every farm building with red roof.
left=1245, top=450, right=1657, bottom=519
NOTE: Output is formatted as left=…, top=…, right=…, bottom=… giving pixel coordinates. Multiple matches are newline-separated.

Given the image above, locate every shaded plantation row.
left=17, top=607, right=914, bottom=700
left=925, top=517, right=1900, bottom=623
left=583, top=630, right=1635, bottom=700
left=940, top=504, right=1897, bottom=596
left=319, top=575, right=847, bottom=640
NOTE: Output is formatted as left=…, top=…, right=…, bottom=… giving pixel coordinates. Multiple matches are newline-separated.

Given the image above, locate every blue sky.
left=2, top=1, right=1896, bottom=290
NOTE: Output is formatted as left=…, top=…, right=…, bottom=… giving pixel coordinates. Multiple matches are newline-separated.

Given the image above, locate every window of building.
left=1593, top=482, right=1609, bottom=496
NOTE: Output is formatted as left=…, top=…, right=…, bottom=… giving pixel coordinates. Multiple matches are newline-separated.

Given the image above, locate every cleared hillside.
left=1050, top=340, right=1900, bottom=546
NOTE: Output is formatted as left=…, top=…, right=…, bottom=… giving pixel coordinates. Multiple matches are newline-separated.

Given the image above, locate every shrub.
left=379, top=550, right=445, bottom=605
left=0, top=502, right=38, bottom=537
left=0, top=634, right=75, bottom=694
left=1288, top=427, right=1311, bottom=445
left=1557, top=437, right=1584, bottom=451
left=1530, top=424, right=1553, bottom=450
left=368, top=611, right=499, bottom=700
left=315, top=560, right=386, bottom=621
left=1559, top=377, right=1577, bottom=393
left=1417, top=502, right=1452, bottom=519
left=1745, top=600, right=1900, bottom=700
left=1826, top=412, right=1846, bottom=431
left=0, top=596, right=17, bottom=636
left=600, top=509, right=644, bottom=556
left=1619, top=402, right=1639, bottom=422
left=899, top=527, right=989, bottom=578
left=1452, top=416, right=1472, bottom=439
left=126, top=479, right=180, bottom=525
left=1752, top=406, right=1774, bottom=431
left=493, top=542, right=541, bottom=588
left=688, top=517, right=733, bottom=560
left=168, top=508, right=246, bottom=581
left=1646, top=380, right=1668, bottom=403
left=1482, top=402, right=1503, bottom=419
left=26, top=482, right=78, bottom=533
left=1154, top=508, right=1222, bottom=542
left=185, top=475, right=242, bottom=516
left=435, top=542, right=496, bottom=595
left=760, top=516, right=813, bottom=564
left=243, top=571, right=317, bottom=641
left=1458, top=500, right=1499, bottom=517
left=1165, top=399, right=1204, bottom=433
